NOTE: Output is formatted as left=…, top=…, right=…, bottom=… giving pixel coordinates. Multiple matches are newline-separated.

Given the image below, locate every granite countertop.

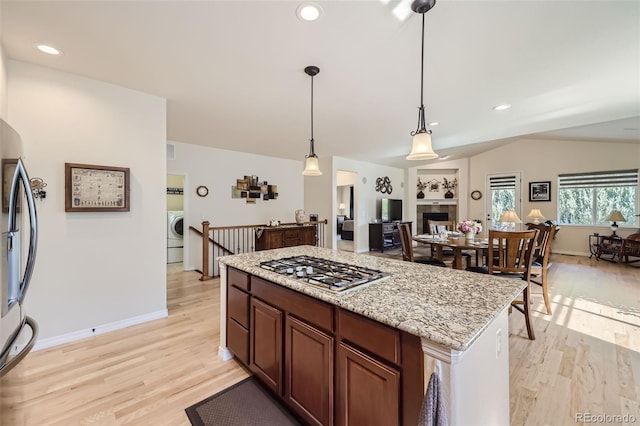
left=218, top=246, right=526, bottom=352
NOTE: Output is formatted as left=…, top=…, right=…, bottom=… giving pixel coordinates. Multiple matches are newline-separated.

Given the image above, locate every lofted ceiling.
left=1, top=0, right=638, bottom=168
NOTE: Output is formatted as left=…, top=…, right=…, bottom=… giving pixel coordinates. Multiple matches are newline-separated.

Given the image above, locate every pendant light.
left=302, top=65, right=322, bottom=176
left=406, top=0, right=438, bottom=161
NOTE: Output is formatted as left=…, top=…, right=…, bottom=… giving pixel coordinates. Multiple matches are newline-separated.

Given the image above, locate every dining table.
left=413, top=233, right=489, bottom=269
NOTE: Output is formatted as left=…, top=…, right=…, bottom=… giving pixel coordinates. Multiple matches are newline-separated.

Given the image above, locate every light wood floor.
left=0, top=255, right=638, bottom=425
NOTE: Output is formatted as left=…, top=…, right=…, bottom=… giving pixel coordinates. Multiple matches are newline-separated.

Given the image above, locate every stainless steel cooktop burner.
left=259, top=255, right=389, bottom=294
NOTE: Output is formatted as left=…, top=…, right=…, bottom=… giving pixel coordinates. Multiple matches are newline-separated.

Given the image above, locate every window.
left=558, top=169, right=638, bottom=226
left=487, top=173, right=521, bottom=228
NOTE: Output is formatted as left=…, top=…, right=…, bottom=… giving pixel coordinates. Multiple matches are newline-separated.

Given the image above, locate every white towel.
left=419, top=371, right=448, bottom=426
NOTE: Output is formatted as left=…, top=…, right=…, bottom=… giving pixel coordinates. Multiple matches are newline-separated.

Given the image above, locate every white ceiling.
left=1, top=0, right=639, bottom=168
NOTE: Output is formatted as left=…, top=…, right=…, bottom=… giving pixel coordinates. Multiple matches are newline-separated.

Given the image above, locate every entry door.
left=485, top=172, right=522, bottom=230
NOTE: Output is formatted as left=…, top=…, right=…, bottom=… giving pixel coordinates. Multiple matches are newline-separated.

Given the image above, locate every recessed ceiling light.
left=427, top=121, right=439, bottom=126
left=35, top=44, right=62, bottom=55
left=297, top=2, right=323, bottom=21
left=493, top=104, right=511, bottom=111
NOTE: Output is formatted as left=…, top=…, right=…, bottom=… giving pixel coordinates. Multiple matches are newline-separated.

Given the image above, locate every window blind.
left=489, top=175, right=517, bottom=190
left=558, top=169, right=639, bottom=189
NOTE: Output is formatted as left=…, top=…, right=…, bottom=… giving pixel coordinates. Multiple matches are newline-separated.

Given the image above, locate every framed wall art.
left=529, top=181, right=551, bottom=202
left=65, top=163, right=130, bottom=212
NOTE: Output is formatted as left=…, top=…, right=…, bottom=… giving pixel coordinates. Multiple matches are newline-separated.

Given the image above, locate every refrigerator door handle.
left=8, top=159, right=38, bottom=303
left=0, top=316, right=38, bottom=378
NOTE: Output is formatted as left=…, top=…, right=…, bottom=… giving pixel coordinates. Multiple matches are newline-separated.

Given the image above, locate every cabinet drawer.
left=252, top=276, right=334, bottom=333
left=283, top=229, right=301, bottom=239
left=337, top=309, right=400, bottom=365
left=227, top=318, right=249, bottom=365
left=228, top=285, right=249, bottom=328
left=228, top=267, right=250, bottom=291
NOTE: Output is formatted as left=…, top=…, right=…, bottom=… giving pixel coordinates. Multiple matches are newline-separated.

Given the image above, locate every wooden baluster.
left=200, top=221, right=212, bottom=281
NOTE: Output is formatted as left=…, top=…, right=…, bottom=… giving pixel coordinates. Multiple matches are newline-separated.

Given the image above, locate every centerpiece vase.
left=464, top=231, right=474, bottom=242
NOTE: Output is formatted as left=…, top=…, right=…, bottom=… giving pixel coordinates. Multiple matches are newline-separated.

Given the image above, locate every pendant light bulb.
left=406, top=2, right=438, bottom=161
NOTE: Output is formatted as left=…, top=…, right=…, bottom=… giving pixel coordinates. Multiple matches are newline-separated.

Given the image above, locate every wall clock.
left=471, top=190, right=482, bottom=200
left=196, top=185, right=209, bottom=197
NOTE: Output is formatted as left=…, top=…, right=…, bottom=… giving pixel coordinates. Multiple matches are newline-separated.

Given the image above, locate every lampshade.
left=406, top=131, right=438, bottom=160
left=339, top=203, right=346, bottom=210
left=606, top=210, right=626, bottom=223
left=527, top=208, right=545, bottom=224
left=499, top=210, right=522, bottom=224
left=302, top=155, right=322, bottom=176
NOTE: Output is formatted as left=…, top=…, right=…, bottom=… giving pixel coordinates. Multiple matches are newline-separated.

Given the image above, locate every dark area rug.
left=185, top=377, right=302, bottom=426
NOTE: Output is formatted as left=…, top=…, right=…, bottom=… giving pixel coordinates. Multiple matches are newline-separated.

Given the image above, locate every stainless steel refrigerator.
left=0, top=118, right=38, bottom=378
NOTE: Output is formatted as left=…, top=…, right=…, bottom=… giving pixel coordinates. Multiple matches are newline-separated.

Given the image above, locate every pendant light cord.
left=420, top=12, right=425, bottom=109
left=412, top=12, right=428, bottom=136
left=310, top=74, right=314, bottom=143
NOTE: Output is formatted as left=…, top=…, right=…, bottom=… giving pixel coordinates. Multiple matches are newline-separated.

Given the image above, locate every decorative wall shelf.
left=417, top=199, right=458, bottom=205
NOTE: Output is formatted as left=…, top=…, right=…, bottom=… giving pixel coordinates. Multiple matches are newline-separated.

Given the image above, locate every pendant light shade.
left=406, top=1, right=438, bottom=161
left=407, top=128, right=437, bottom=160
left=302, top=65, right=322, bottom=176
left=303, top=154, right=322, bottom=176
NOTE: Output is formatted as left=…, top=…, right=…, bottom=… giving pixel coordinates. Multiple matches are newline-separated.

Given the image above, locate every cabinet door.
left=301, top=227, right=317, bottom=245
left=250, top=298, right=283, bottom=394
left=285, top=315, right=333, bottom=426
left=266, top=230, right=284, bottom=249
left=336, top=342, right=400, bottom=426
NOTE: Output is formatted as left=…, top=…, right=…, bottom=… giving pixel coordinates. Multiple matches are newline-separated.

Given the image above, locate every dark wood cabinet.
left=255, top=225, right=317, bottom=251
left=285, top=315, right=334, bottom=426
left=369, top=222, right=412, bottom=252
left=250, top=298, right=283, bottom=394
left=226, top=268, right=250, bottom=365
left=226, top=269, right=423, bottom=426
left=336, top=342, right=400, bottom=426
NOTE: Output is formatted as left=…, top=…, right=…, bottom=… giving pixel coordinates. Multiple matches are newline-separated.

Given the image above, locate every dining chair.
left=398, top=223, right=446, bottom=267
left=526, top=222, right=557, bottom=315
left=468, top=229, right=539, bottom=340
left=619, top=233, right=640, bottom=264
left=426, top=219, right=471, bottom=268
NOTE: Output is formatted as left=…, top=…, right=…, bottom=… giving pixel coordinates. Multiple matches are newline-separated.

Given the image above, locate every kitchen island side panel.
left=420, top=308, right=510, bottom=425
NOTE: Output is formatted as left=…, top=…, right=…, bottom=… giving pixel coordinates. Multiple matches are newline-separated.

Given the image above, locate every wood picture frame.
left=65, top=163, right=130, bottom=212
left=529, top=181, right=551, bottom=202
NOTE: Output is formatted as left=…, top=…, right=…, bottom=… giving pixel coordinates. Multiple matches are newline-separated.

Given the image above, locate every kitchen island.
left=218, top=246, right=526, bottom=426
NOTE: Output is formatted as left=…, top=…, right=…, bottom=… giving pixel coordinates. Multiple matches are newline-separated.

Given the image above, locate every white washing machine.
left=167, top=210, right=184, bottom=263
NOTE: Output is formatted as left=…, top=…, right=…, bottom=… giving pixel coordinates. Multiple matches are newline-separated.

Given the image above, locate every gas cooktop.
left=259, top=255, right=389, bottom=294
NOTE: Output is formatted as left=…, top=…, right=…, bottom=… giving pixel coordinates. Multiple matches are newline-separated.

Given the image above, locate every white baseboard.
left=32, top=309, right=168, bottom=352
left=218, top=346, right=233, bottom=361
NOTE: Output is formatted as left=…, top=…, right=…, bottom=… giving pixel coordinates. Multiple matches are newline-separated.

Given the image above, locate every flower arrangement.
left=442, top=178, right=457, bottom=190
left=417, top=178, right=428, bottom=191
left=458, top=220, right=482, bottom=234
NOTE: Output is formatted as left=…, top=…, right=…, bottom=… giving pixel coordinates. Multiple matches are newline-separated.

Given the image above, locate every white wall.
left=167, top=141, right=305, bottom=271
left=470, top=138, right=639, bottom=255
left=304, top=157, right=406, bottom=252
left=8, top=61, right=167, bottom=343
left=0, top=35, right=7, bottom=118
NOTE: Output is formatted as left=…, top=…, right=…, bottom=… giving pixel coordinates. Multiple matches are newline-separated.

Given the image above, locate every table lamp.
left=527, top=209, right=545, bottom=224
left=499, top=210, right=522, bottom=231
left=339, top=203, right=346, bottom=214
left=606, top=210, right=626, bottom=237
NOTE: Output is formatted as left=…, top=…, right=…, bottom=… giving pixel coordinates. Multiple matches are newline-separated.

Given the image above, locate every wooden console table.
left=255, top=225, right=316, bottom=251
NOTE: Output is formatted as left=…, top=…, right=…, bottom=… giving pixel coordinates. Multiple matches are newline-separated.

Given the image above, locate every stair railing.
left=190, top=219, right=327, bottom=280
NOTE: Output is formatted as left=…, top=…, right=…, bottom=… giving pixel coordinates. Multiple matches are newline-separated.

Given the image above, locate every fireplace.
left=416, top=204, right=457, bottom=234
